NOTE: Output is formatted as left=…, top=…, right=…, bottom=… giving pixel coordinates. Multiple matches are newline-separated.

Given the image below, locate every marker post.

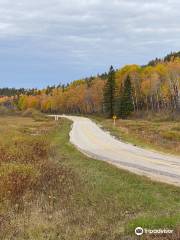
left=113, top=115, right=117, bottom=126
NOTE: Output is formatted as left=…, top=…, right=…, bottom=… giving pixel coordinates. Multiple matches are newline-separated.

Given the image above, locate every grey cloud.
left=0, top=0, right=179, bottom=87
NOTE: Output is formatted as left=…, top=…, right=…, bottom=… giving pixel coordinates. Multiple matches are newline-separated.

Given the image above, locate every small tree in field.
left=103, top=66, right=116, bottom=118
left=119, top=75, right=134, bottom=118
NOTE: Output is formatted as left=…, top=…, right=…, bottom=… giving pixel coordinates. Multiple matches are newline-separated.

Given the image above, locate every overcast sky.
left=0, top=0, right=179, bottom=88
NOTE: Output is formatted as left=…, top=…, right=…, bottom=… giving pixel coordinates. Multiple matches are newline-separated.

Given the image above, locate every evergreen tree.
left=115, top=82, right=123, bottom=116
left=103, top=66, right=116, bottom=117
left=119, top=75, right=134, bottom=118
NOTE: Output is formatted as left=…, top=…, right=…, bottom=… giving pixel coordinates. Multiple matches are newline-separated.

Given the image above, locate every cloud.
left=0, top=0, right=179, bottom=87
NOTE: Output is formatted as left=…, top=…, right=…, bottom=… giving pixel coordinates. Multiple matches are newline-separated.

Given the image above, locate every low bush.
left=0, top=163, right=39, bottom=202
left=160, top=131, right=180, bottom=141
left=0, top=116, right=80, bottom=239
left=0, top=136, right=51, bottom=163
left=131, top=110, right=180, bottom=122
left=38, top=160, right=77, bottom=197
left=0, top=119, right=77, bottom=215
left=22, top=108, right=47, bottom=121
left=0, top=106, right=17, bottom=116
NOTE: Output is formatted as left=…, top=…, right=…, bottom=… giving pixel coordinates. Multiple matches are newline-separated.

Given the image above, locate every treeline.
left=147, top=51, right=180, bottom=66
left=17, top=77, right=105, bottom=114
left=1, top=53, right=180, bottom=118
left=0, top=88, right=40, bottom=97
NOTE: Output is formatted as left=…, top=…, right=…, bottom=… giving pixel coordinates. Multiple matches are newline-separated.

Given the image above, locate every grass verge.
left=51, top=119, right=180, bottom=239
left=90, top=116, right=180, bottom=156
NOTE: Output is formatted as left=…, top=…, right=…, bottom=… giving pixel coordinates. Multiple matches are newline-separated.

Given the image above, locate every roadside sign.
left=113, top=115, right=117, bottom=126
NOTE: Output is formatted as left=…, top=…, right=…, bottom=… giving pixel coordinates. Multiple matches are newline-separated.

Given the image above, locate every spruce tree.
left=119, top=75, right=134, bottom=118
left=103, top=66, right=116, bottom=118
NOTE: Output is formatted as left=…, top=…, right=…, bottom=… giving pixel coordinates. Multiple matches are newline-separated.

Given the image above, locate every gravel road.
left=58, top=115, right=180, bottom=186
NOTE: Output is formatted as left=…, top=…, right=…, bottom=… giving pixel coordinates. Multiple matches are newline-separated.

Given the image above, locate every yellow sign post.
left=113, top=115, right=117, bottom=126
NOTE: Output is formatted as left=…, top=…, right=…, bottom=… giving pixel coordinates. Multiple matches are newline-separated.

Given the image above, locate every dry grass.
left=93, top=117, right=180, bottom=155
left=0, top=116, right=78, bottom=240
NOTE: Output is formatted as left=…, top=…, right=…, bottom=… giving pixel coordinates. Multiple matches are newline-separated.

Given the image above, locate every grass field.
left=91, top=116, right=180, bottom=156
left=0, top=115, right=180, bottom=239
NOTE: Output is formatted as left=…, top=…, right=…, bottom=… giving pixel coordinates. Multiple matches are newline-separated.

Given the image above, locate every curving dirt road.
left=58, top=115, right=180, bottom=186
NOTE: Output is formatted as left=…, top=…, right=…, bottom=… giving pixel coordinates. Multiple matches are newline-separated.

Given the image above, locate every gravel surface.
left=54, top=115, right=180, bottom=186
